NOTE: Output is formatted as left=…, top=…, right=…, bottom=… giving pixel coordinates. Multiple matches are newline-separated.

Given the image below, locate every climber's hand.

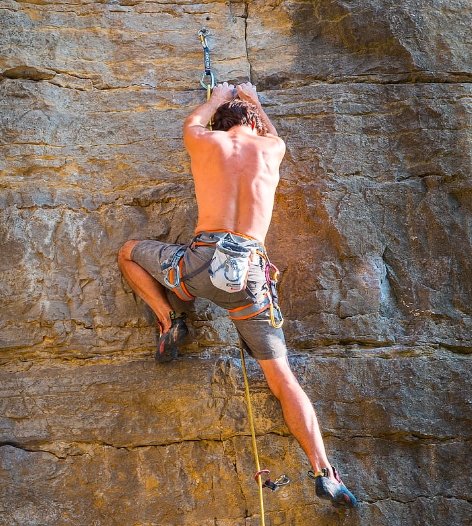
left=211, top=82, right=235, bottom=106
left=236, top=82, right=259, bottom=105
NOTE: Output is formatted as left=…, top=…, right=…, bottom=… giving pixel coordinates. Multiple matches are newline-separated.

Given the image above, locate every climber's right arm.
left=183, top=82, right=234, bottom=148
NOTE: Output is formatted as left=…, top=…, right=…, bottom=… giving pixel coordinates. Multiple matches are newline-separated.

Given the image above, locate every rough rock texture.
left=0, top=1, right=471, bottom=525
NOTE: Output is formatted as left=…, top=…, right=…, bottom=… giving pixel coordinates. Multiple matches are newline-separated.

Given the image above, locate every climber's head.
left=212, top=99, right=268, bottom=136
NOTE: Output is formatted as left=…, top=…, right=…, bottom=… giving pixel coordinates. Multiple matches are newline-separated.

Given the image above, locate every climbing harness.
left=239, top=343, right=290, bottom=526
left=227, top=294, right=271, bottom=322
left=192, top=231, right=284, bottom=328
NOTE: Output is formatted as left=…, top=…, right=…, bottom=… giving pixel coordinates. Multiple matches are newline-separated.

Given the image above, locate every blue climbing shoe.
left=309, top=467, right=358, bottom=509
left=155, top=313, right=188, bottom=363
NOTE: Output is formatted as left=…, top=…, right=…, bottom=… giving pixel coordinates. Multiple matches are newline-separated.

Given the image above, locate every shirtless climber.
left=118, top=82, right=358, bottom=509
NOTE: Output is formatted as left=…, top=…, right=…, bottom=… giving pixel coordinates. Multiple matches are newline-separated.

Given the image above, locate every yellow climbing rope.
left=239, top=342, right=267, bottom=526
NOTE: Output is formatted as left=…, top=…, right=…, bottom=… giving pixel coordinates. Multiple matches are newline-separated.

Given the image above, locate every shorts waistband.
left=194, top=230, right=265, bottom=249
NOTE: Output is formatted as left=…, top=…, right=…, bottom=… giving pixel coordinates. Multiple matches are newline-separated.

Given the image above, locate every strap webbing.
left=239, top=342, right=266, bottom=526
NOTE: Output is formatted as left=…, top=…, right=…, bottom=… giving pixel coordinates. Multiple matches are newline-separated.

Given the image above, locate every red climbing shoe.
left=155, top=313, right=188, bottom=363
left=309, top=467, right=358, bottom=509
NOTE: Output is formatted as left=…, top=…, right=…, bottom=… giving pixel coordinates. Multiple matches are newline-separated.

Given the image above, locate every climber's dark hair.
left=212, top=99, right=268, bottom=136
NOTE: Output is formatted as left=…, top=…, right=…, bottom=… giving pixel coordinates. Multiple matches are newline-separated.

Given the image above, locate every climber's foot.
left=155, top=313, right=188, bottom=363
left=309, top=467, right=358, bottom=509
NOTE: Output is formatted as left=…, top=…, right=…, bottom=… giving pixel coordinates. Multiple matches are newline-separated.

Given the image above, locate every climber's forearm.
left=184, top=98, right=222, bottom=130
left=254, top=100, right=279, bottom=136
left=184, top=82, right=235, bottom=136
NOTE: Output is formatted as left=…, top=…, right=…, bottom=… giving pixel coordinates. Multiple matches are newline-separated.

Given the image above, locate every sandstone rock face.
left=1, top=1, right=471, bottom=525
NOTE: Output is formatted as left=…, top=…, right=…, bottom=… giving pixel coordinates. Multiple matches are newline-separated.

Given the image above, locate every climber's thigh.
left=232, top=311, right=288, bottom=361
left=130, top=240, right=185, bottom=288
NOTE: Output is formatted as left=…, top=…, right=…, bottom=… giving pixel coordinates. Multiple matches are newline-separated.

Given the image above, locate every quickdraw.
left=255, top=470, right=291, bottom=491
left=198, top=28, right=215, bottom=101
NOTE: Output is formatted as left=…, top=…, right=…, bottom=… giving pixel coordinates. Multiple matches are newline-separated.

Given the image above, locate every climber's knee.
left=118, top=240, right=140, bottom=267
left=258, top=356, right=299, bottom=400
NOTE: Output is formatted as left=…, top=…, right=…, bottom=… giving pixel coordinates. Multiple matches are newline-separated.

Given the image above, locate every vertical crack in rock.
left=227, top=0, right=253, bottom=82
left=243, top=1, right=253, bottom=83
left=379, top=247, right=401, bottom=325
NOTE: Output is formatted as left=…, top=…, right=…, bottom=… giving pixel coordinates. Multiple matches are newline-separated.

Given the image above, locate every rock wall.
left=1, top=1, right=471, bottom=525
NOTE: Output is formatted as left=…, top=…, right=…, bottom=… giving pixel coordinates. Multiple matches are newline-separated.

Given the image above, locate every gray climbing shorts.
left=130, top=231, right=287, bottom=361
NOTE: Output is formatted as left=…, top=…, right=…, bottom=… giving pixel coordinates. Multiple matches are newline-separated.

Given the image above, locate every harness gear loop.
left=161, top=247, right=194, bottom=302
left=265, top=260, right=284, bottom=329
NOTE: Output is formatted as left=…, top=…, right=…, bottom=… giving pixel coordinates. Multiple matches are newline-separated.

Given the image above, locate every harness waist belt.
left=194, top=230, right=265, bottom=250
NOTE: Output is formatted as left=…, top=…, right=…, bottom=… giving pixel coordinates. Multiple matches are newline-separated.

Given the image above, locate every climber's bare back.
left=184, top=125, right=285, bottom=243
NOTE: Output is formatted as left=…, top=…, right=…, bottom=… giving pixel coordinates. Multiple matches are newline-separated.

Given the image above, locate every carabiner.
left=198, top=28, right=210, bottom=48
left=200, top=70, right=215, bottom=90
